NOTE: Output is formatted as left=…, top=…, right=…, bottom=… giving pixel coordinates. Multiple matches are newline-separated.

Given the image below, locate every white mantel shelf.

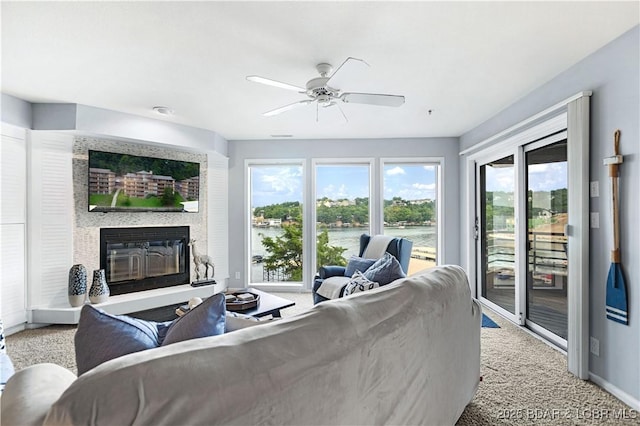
left=30, top=284, right=221, bottom=325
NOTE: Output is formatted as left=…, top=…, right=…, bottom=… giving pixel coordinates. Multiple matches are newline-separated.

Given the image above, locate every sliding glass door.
left=479, top=155, right=517, bottom=318
left=525, top=140, right=568, bottom=342
left=476, top=133, right=569, bottom=347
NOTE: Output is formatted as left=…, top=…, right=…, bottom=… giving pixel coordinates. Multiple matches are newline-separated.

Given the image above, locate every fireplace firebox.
left=100, top=226, right=190, bottom=295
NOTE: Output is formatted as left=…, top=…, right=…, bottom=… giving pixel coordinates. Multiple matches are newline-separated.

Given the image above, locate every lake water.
left=251, top=226, right=436, bottom=282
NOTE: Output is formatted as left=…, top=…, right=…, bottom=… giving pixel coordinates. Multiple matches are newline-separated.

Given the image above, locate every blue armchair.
left=312, top=234, right=413, bottom=304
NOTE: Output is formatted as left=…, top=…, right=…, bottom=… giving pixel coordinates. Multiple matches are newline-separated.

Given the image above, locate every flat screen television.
left=88, top=150, right=200, bottom=213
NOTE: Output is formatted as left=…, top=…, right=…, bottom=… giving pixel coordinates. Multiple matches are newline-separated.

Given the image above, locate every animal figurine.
left=188, top=239, right=214, bottom=281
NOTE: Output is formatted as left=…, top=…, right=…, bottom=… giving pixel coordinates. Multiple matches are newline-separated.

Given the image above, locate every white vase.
left=89, top=269, right=110, bottom=304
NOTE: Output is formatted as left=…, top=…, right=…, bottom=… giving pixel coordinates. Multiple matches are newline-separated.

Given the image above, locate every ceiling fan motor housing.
left=306, top=77, right=339, bottom=100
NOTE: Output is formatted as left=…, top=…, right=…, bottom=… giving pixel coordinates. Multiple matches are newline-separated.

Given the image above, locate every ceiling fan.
left=246, top=57, right=405, bottom=121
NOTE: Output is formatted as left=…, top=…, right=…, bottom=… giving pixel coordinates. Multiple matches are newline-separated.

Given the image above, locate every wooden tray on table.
left=224, top=291, right=260, bottom=312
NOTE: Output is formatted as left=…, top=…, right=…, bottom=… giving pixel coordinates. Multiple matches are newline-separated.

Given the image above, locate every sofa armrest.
left=318, top=266, right=346, bottom=279
left=1, top=363, right=76, bottom=426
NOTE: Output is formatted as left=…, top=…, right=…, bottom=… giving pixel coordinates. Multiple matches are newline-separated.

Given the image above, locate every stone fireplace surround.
left=73, top=137, right=207, bottom=284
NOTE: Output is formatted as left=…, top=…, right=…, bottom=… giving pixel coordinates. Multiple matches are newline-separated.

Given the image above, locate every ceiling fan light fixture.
left=317, top=94, right=332, bottom=107
left=153, top=106, right=173, bottom=116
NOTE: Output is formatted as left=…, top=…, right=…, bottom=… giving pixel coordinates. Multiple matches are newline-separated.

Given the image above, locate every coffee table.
left=227, top=288, right=295, bottom=318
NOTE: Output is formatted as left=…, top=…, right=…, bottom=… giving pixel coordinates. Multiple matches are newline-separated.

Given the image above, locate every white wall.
left=459, top=25, right=640, bottom=407
left=227, top=137, right=460, bottom=288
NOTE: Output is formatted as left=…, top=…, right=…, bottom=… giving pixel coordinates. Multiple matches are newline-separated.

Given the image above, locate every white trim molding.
left=243, top=159, right=306, bottom=291
left=459, top=91, right=592, bottom=157
left=380, top=157, right=444, bottom=265
left=566, top=95, right=590, bottom=380
left=589, top=373, right=640, bottom=411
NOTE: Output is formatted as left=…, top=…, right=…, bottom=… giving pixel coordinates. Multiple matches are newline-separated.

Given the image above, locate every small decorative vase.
left=89, top=269, right=110, bottom=304
left=68, top=264, right=88, bottom=307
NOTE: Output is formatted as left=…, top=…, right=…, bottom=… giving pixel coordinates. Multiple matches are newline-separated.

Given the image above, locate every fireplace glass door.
left=100, top=226, right=190, bottom=295
left=106, top=239, right=185, bottom=283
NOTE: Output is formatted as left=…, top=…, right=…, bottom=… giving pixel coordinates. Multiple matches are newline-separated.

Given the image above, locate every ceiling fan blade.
left=263, top=100, right=313, bottom=117
left=340, top=92, right=405, bottom=107
left=326, top=57, right=369, bottom=88
left=246, top=75, right=305, bottom=92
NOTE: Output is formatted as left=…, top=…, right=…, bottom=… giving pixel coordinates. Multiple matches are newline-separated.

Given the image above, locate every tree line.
left=254, top=197, right=436, bottom=225
left=90, top=151, right=199, bottom=181
left=484, top=189, right=568, bottom=231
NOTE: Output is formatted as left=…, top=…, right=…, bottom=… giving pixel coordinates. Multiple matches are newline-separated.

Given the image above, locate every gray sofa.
left=2, top=265, right=481, bottom=426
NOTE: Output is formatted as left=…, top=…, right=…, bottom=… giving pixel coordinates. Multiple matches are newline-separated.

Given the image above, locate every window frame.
left=244, top=158, right=306, bottom=291
left=310, top=158, right=375, bottom=286
left=380, top=157, right=444, bottom=267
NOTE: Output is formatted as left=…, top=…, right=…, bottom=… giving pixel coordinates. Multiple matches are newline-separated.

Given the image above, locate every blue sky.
left=251, top=164, right=437, bottom=207
left=485, top=162, right=567, bottom=192
left=251, top=165, right=303, bottom=207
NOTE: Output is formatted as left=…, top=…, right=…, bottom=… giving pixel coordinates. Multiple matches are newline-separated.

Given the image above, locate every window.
left=314, top=162, right=372, bottom=272
left=382, top=161, right=440, bottom=275
left=248, top=162, right=304, bottom=284
left=245, top=157, right=444, bottom=291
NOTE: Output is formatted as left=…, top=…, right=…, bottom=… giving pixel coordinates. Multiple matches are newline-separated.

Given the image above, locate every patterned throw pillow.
left=363, top=252, right=406, bottom=285
left=343, top=271, right=379, bottom=296
left=0, top=319, right=6, bottom=354
left=344, top=256, right=377, bottom=278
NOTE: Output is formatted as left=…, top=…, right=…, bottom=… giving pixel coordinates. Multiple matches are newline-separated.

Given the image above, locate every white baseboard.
left=589, top=372, right=640, bottom=411
left=248, top=283, right=307, bottom=293
left=4, top=323, right=26, bottom=337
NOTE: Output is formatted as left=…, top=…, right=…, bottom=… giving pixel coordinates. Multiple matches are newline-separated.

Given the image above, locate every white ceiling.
left=2, top=1, right=638, bottom=141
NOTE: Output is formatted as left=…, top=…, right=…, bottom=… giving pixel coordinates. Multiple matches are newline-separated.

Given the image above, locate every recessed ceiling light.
left=153, top=106, right=173, bottom=116
left=270, top=134, right=293, bottom=138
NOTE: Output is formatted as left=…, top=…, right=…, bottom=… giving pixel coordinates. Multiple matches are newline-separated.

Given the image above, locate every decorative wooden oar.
left=605, top=130, right=628, bottom=325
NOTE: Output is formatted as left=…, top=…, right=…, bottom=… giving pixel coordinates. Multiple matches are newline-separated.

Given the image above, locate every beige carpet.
left=6, top=293, right=633, bottom=425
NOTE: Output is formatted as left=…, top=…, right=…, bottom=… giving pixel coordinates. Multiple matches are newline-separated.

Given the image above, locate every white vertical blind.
left=1, top=123, right=28, bottom=327
left=208, top=151, right=229, bottom=283
left=28, top=131, right=74, bottom=308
